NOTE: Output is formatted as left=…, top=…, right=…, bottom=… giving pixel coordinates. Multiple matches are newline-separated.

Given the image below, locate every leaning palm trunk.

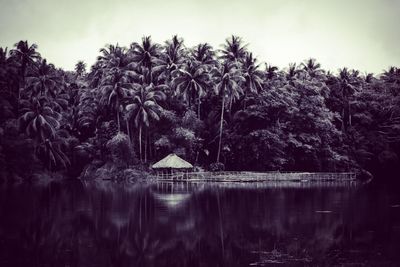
left=243, top=91, right=248, bottom=109
left=217, top=96, right=225, bottom=163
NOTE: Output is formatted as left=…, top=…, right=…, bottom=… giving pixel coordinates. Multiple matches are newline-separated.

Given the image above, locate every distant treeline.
left=0, top=36, right=399, bottom=182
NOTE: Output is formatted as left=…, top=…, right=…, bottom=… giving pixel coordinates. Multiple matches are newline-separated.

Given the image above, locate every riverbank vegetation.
left=0, top=37, right=399, bottom=183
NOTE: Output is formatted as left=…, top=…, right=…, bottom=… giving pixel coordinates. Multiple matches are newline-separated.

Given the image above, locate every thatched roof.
left=152, top=153, right=193, bottom=169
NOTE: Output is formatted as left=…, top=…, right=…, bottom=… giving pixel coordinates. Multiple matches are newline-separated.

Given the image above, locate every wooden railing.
left=151, top=171, right=357, bottom=182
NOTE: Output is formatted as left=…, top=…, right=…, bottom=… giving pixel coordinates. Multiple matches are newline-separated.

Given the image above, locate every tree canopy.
left=0, top=37, right=399, bottom=182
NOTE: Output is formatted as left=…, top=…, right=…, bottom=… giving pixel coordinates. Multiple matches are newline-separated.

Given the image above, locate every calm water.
left=1, top=180, right=400, bottom=267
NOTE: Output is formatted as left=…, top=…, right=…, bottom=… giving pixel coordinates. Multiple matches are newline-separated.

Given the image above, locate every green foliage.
left=0, top=120, right=41, bottom=181
left=106, top=133, right=135, bottom=167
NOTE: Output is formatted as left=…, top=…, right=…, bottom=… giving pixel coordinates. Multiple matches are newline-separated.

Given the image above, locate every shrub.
left=209, top=162, right=225, bottom=172
left=106, top=133, right=135, bottom=167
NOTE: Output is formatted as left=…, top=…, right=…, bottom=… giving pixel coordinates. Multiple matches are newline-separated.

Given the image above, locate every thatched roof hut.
left=152, top=153, right=193, bottom=173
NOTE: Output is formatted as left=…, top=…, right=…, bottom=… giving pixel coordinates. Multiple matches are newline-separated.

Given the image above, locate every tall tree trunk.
left=341, top=107, right=345, bottom=131
left=17, top=63, right=26, bottom=114
left=243, top=91, right=247, bottom=109
left=139, top=125, right=142, bottom=162
left=217, top=96, right=225, bottom=163
left=126, top=119, right=130, bottom=142
left=197, top=95, right=201, bottom=119
left=116, top=110, right=120, bottom=132
left=149, top=134, right=152, bottom=160
left=348, top=100, right=352, bottom=127
left=144, top=129, right=147, bottom=163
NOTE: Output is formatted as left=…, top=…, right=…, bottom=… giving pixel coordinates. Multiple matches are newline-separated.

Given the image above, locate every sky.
left=0, top=0, right=399, bottom=73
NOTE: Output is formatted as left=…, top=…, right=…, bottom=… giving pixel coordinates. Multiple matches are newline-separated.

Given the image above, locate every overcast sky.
left=0, top=0, right=399, bottom=73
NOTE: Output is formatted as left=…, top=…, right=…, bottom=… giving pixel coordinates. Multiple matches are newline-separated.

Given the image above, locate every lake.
left=1, top=179, right=400, bottom=266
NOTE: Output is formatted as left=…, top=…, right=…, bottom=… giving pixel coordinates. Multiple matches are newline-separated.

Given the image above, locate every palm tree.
left=0, top=47, right=11, bottom=78
left=125, top=84, right=165, bottom=162
left=220, top=35, right=247, bottom=63
left=10, top=40, right=41, bottom=105
left=286, top=63, right=300, bottom=84
left=0, top=47, right=19, bottom=96
left=301, top=58, right=323, bottom=79
left=265, top=64, right=279, bottom=80
left=0, top=47, right=8, bottom=64
left=242, top=52, right=263, bottom=97
left=382, top=66, right=400, bottom=84
left=88, top=62, right=104, bottom=88
left=211, top=61, right=245, bottom=163
left=130, top=36, right=160, bottom=82
left=100, top=68, right=133, bottom=131
left=26, top=59, right=60, bottom=98
left=76, top=88, right=99, bottom=134
left=18, top=96, right=61, bottom=142
left=97, top=44, right=124, bottom=67
left=75, top=61, right=86, bottom=77
left=153, top=35, right=186, bottom=84
left=336, top=67, right=359, bottom=129
left=171, top=61, right=211, bottom=118
left=37, top=135, right=70, bottom=171
left=191, top=43, right=216, bottom=67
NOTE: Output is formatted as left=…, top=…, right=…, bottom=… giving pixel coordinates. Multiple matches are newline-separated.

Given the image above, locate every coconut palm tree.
left=76, top=88, right=99, bottom=135
left=220, top=35, right=247, bottom=63
left=286, top=63, right=301, bottom=84
left=382, top=66, right=400, bottom=84
left=211, top=61, right=245, bottom=163
left=153, top=35, right=186, bottom=84
left=265, top=64, right=279, bottom=80
left=301, top=58, right=323, bottom=79
left=125, top=84, right=165, bottom=162
left=100, top=68, right=133, bottom=131
left=0, top=47, right=19, bottom=95
left=10, top=40, right=41, bottom=105
left=0, top=47, right=8, bottom=65
left=130, top=36, right=160, bottom=83
left=335, top=67, right=360, bottom=129
left=242, top=53, right=263, bottom=92
left=75, top=61, right=86, bottom=77
left=18, top=96, right=61, bottom=142
left=0, top=47, right=12, bottom=78
left=98, top=44, right=123, bottom=66
left=88, top=62, right=104, bottom=88
left=37, top=134, right=70, bottom=170
left=191, top=43, right=216, bottom=67
left=26, top=59, right=60, bottom=98
left=171, top=61, right=211, bottom=118
left=364, top=73, right=375, bottom=84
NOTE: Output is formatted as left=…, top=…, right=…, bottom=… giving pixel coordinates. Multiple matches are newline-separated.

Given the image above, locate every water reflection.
left=0, top=180, right=400, bottom=266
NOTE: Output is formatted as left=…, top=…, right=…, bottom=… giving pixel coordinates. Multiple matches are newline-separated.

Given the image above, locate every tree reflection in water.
left=0, top=180, right=400, bottom=266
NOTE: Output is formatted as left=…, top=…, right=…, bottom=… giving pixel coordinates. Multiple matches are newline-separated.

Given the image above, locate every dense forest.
left=0, top=36, right=399, bottom=182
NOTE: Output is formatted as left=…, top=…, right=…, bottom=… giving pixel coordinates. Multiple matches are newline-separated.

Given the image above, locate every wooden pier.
left=151, top=171, right=357, bottom=182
